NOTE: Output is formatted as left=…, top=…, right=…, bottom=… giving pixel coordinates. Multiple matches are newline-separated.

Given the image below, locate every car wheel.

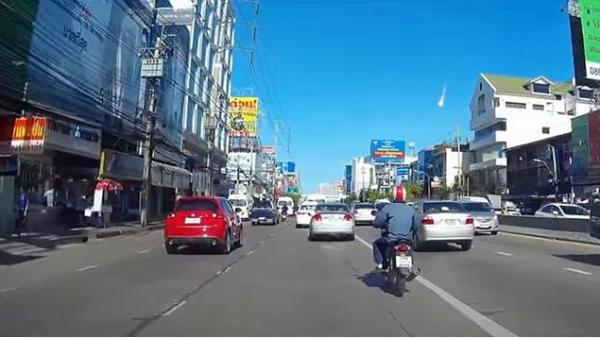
left=222, top=231, right=232, bottom=254
left=491, top=231, right=498, bottom=235
left=165, top=242, right=178, bottom=255
left=347, top=234, right=355, bottom=241
left=308, top=232, right=316, bottom=241
left=412, top=233, right=422, bottom=252
left=461, top=240, right=473, bottom=251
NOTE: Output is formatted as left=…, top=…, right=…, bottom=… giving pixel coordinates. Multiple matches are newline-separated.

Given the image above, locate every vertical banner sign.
left=580, top=0, right=600, bottom=80
left=229, top=97, right=259, bottom=137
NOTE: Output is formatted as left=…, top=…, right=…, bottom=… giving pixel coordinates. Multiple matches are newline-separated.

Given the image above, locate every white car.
left=352, top=202, right=378, bottom=225
left=295, top=204, right=316, bottom=228
left=228, top=194, right=253, bottom=221
left=534, top=203, right=590, bottom=220
left=309, top=203, right=355, bottom=241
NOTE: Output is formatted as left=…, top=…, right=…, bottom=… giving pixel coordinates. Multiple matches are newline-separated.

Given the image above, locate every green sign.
left=287, top=186, right=299, bottom=194
left=580, top=0, right=600, bottom=80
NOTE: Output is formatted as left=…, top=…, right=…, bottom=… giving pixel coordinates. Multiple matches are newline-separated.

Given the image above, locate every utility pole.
left=549, top=144, right=559, bottom=196
left=140, top=4, right=167, bottom=227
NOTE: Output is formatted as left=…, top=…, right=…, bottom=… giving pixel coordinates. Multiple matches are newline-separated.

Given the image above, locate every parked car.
left=590, top=198, right=600, bottom=240
left=296, top=203, right=316, bottom=228
left=412, top=200, right=475, bottom=251
left=309, top=203, right=355, bottom=241
left=501, top=200, right=521, bottom=216
left=534, top=203, right=591, bottom=220
left=352, top=202, right=378, bottom=225
left=164, top=196, right=243, bottom=254
left=458, top=199, right=499, bottom=235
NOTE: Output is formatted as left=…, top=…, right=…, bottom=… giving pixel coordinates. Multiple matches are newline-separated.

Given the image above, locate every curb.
left=94, top=222, right=164, bottom=239
left=500, top=229, right=600, bottom=246
left=17, top=234, right=89, bottom=250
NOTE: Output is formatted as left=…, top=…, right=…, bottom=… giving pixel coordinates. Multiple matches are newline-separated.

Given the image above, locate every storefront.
left=99, top=149, right=192, bottom=220
left=0, top=116, right=102, bottom=234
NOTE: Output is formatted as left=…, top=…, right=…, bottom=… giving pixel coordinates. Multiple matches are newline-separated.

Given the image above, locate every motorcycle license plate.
left=396, top=256, right=413, bottom=268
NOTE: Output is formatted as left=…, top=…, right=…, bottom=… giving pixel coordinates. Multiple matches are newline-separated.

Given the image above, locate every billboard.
left=580, top=0, right=600, bottom=81
left=396, top=165, right=410, bottom=182
left=24, top=0, right=152, bottom=127
left=262, top=145, right=276, bottom=156
left=229, top=97, right=259, bottom=137
left=370, top=140, right=406, bottom=164
left=0, top=117, right=47, bottom=154
left=286, top=162, right=296, bottom=173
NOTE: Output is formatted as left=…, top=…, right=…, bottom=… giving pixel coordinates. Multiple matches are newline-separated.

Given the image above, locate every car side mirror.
left=235, top=207, right=242, bottom=214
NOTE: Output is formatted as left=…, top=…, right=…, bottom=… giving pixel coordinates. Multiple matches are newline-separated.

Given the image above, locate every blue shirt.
left=17, top=193, right=29, bottom=211
left=373, top=203, right=417, bottom=238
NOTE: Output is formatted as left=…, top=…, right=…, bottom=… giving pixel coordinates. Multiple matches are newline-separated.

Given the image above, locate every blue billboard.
left=370, top=140, right=406, bottom=164
left=286, top=162, right=296, bottom=173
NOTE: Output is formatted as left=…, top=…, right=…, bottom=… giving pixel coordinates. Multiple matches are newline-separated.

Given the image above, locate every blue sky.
left=232, top=0, right=574, bottom=193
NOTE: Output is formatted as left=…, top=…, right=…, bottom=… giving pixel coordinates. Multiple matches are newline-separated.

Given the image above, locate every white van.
left=277, top=196, right=295, bottom=215
left=228, top=194, right=253, bottom=220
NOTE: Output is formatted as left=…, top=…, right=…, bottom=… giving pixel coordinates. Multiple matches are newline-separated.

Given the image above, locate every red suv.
left=164, top=196, right=243, bottom=254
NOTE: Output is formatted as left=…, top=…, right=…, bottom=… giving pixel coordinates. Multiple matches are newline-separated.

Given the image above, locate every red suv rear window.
left=176, top=199, right=219, bottom=212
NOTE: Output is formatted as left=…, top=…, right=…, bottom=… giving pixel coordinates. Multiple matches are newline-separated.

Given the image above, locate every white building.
left=351, top=157, right=375, bottom=195
left=469, top=73, right=595, bottom=193
left=158, top=0, right=235, bottom=195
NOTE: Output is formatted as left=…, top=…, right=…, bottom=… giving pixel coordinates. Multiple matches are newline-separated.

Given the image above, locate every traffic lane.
left=0, top=222, right=280, bottom=336
left=355, top=227, right=600, bottom=336
left=1, top=228, right=170, bottom=291
left=138, top=222, right=487, bottom=336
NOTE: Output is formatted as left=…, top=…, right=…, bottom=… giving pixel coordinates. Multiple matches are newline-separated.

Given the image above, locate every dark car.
left=590, top=198, right=600, bottom=240
left=164, top=196, right=243, bottom=254
left=250, top=200, right=280, bottom=225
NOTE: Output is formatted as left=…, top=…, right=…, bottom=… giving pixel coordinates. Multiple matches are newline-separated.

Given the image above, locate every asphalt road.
left=1, top=219, right=599, bottom=336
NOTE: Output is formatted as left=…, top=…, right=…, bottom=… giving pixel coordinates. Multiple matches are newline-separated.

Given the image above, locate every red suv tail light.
left=167, top=213, right=176, bottom=219
left=312, top=214, right=322, bottom=222
left=343, top=213, right=353, bottom=221
left=212, top=213, right=224, bottom=220
left=466, top=217, right=474, bottom=225
left=422, top=216, right=435, bottom=225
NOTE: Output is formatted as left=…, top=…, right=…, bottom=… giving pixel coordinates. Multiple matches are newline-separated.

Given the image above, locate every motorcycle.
left=384, top=239, right=419, bottom=297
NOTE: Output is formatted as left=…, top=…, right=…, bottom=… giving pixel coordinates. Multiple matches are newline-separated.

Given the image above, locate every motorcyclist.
left=281, top=203, right=289, bottom=217
left=372, top=194, right=418, bottom=274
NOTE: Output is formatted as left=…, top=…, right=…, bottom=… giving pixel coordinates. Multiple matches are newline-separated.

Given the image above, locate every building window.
left=554, top=94, right=562, bottom=100
left=506, top=102, right=526, bottom=109
left=494, top=97, right=500, bottom=107
left=567, top=110, right=575, bottom=116
left=533, top=104, right=544, bottom=111
left=532, top=83, right=550, bottom=94
left=547, top=102, right=554, bottom=112
left=579, top=88, right=594, bottom=99
left=480, top=82, right=483, bottom=91
left=477, top=94, right=486, bottom=115
left=542, top=127, right=550, bottom=134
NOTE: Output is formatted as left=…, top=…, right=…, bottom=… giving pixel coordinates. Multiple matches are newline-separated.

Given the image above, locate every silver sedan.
left=412, top=200, right=475, bottom=251
left=308, top=203, right=355, bottom=241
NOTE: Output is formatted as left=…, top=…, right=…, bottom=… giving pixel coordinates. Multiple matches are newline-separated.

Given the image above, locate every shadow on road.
left=0, top=251, right=45, bottom=266
left=359, top=271, right=411, bottom=296
left=416, top=242, right=463, bottom=253
left=554, top=254, right=600, bottom=267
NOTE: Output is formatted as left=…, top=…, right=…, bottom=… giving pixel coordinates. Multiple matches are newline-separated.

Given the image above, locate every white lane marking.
left=1, top=286, right=21, bottom=293
left=77, top=265, right=98, bottom=272
left=497, top=251, right=513, bottom=257
left=355, top=234, right=517, bottom=337
left=162, top=300, right=186, bottom=316
left=246, top=249, right=255, bottom=256
left=137, top=249, right=151, bottom=254
left=222, top=266, right=231, bottom=275
left=562, top=267, right=593, bottom=276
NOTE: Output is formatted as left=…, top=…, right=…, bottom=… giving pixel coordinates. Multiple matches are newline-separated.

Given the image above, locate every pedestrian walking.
left=16, top=188, right=29, bottom=236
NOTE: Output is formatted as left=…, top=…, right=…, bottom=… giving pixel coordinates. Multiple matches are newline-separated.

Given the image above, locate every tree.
left=404, top=182, right=423, bottom=200
left=289, top=193, right=302, bottom=207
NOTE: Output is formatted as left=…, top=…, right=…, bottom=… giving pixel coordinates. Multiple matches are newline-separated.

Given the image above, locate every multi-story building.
left=351, top=157, right=375, bottom=195
left=468, top=73, right=595, bottom=193
left=160, top=0, right=235, bottom=196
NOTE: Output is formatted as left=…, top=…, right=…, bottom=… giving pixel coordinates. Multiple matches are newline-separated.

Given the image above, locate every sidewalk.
left=82, top=219, right=164, bottom=239
left=500, top=224, right=600, bottom=246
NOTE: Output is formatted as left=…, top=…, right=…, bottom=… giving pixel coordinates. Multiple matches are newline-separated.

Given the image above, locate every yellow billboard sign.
left=229, top=97, right=259, bottom=137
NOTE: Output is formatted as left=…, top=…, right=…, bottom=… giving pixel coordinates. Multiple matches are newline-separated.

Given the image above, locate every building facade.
left=351, top=157, right=375, bottom=195
left=469, top=73, right=595, bottom=194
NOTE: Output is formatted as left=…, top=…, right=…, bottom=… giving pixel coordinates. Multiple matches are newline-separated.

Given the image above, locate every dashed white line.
left=137, top=249, right=151, bottom=254
left=1, top=286, right=21, bottom=294
left=162, top=300, right=186, bottom=316
left=246, top=249, right=255, bottom=256
left=562, top=267, right=593, bottom=276
left=355, top=234, right=516, bottom=337
left=497, top=251, right=513, bottom=257
left=77, top=265, right=98, bottom=272
left=222, top=266, right=231, bottom=275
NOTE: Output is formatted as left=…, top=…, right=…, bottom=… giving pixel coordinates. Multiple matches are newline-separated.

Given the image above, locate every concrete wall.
left=499, top=215, right=589, bottom=233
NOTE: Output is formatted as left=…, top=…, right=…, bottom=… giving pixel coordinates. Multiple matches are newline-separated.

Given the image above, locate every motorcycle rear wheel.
left=387, top=269, right=406, bottom=297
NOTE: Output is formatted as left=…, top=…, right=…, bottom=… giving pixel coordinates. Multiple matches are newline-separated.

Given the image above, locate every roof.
left=482, top=74, right=574, bottom=96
